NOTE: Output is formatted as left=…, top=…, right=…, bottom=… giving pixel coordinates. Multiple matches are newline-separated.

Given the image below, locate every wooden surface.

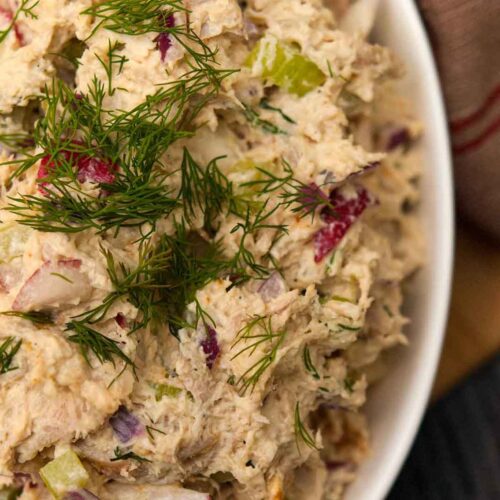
left=432, top=221, right=500, bottom=400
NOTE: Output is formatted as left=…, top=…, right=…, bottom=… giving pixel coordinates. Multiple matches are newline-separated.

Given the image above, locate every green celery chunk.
left=0, top=223, right=32, bottom=265
left=246, top=35, right=326, bottom=96
left=155, top=383, right=183, bottom=401
left=39, top=450, right=89, bottom=499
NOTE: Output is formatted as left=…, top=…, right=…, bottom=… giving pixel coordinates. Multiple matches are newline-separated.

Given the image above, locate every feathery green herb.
left=344, top=375, right=355, bottom=393
left=231, top=315, right=286, bottom=395
left=146, top=425, right=166, bottom=441
left=1, top=310, right=53, bottom=326
left=66, top=322, right=134, bottom=369
left=294, top=401, right=318, bottom=452
left=111, top=446, right=152, bottom=463
left=259, top=99, right=296, bottom=124
left=383, top=304, right=394, bottom=317
left=82, top=0, right=229, bottom=93
left=0, top=0, right=39, bottom=44
left=243, top=105, right=287, bottom=135
left=303, top=345, right=320, bottom=380
left=338, top=323, right=361, bottom=332
left=96, top=40, right=129, bottom=95
left=0, top=337, right=22, bottom=374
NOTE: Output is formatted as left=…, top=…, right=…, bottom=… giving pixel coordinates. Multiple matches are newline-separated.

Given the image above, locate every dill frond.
left=111, top=446, right=152, bottom=463
left=0, top=310, right=54, bottom=326
left=0, top=337, right=22, bottom=375
left=294, top=402, right=318, bottom=452
left=243, top=104, right=287, bottom=135
left=303, top=346, right=320, bottom=380
left=95, top=40, right=129, bottom=95
left=0, top=0, right=39, bottom=44
left=231, top=315, right=286, bottom=396
left=259, top=99, right=296, bottom=124
left=66, top=321, right=134, bottom=369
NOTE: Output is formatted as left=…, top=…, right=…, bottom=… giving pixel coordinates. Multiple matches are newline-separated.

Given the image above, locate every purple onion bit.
left=314, top=185, right=375, bottom=263
left=115, top=313, right=127, bottom=329
left=201, top=325, right=220, bottom=369
left=109, top=406, right=143, bottom=443
left=155, top=13, right=175, bottom=61
left=346, top=161, right=380, bottom=181
left=326, top=460, right=348, bottom=471
left=386, top=126, right=411, bottom=151
left=296, top=182, right=330, bottom=215
left=63, top=490, right=99, bottom=500
left=257, top=272, right=286, bottom=301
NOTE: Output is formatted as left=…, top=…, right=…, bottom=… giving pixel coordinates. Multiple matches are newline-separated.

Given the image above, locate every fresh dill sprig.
left=178, top=148, right=237, bottom=232
left=1, top=310, right=53, bottom=326
left=228, top=201, right=287, bottom=280
left=303, top=346, right=320, bottom=380
left=383, top=304, right=394, bottom=317
left=259, top=99, right=296, bottom=124
left=66, top=321, right=134, bottom=369
left=0, top=0, right=39, bottom=44
left=82, top=0, right=187, bottom=38
left=231, top=315, right=286, bottom=396
left=111, top=446, right=152, bottom=463
left=0, top=337, right=22, bottom=375
left=338, top=323, right=361, bottom=332
left=146, top=425, right=166, bottom=441
left=95, top=40, right=129, bottom=95
left=294, top=402, right=318, bottom=452
left=81, top=0, right=233, bottom=94
left=240, top=161, right=336, bottom=219
left=243, top=105, right=287, bottom=135
left=0, top=132, right=34, bottom=153
left=157, top=222, right=228, bottom=336
left=344, top=375, right=356, bottom=393
left=70, top=237, right=174, bottom=332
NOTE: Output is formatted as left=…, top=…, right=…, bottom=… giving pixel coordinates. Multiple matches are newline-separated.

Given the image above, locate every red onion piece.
left=115, top=313, right=127, bottom=329
left=155, top=13, right=175, bottom=62
left=314, top=186, right=374, bottom=262
left=257, top=272, right=286, bottom=301
left=346, top=161, right=380, bottom=181
left=201, top=325, right=220, bottom=369
left=296, top=182, right=330, bottom=215
left=63, top=490, right=99, bottom=500
left=378, top=124, right=411, bottom=151
left=326, top=461, right=349, bottom=471
left=387, top=127, right=410, bottom=151
left=38, top=148, right=117, bottom=194
left=109, top=406, right=143, bottom=443
left=12, top=259, right=92, bottom=312
left=76, top=156, right=116, bottom=184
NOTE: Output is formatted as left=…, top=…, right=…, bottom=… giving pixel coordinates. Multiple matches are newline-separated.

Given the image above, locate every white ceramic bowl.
left=344, top=1, right=455, bottom=499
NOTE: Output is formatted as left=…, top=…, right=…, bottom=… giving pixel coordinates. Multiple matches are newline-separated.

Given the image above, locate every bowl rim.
left=344, top=1, right=455, bottom=499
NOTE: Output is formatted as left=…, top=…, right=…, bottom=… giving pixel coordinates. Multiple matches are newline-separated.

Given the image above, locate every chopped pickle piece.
left=0, top=223, right=32, bottom=265
left=39, top=450, right=89, bottom=499
left=155, top=383, right=183, bottom=401
left=246, top=35, right=326, bottom=96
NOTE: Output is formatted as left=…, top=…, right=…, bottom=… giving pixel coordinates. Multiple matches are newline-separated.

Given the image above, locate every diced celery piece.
left=246, top=35, right=326, bottom=96
left=0, top=223, right=32, bottom=265
left=155, top=383, right=183, bottom=401
left=39, top=450, right=89, bottom=499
